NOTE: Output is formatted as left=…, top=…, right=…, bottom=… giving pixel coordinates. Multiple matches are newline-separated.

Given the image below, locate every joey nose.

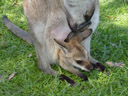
left=86, top=65, right=93, bottom=71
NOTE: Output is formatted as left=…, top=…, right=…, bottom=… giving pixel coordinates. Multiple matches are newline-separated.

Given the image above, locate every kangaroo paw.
left=96, top=63, right=109, bottom=75
left=59, top=74, right=77, bottom=87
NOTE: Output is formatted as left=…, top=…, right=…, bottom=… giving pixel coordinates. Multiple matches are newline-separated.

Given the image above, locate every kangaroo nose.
left=86, top=65, right=94, bottom=70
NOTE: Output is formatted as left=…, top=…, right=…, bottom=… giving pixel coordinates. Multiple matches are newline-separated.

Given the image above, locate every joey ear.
left=77, top=29, right=92, bottom=42
left=54, top=39, right=70, bottom=49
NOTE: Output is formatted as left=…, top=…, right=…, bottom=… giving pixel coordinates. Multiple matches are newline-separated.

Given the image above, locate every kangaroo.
left=3, top=0, right=107, bottom=84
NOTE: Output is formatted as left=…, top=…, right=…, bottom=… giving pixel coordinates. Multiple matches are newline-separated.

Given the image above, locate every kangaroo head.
left=55, top=29, right=93, bottom=72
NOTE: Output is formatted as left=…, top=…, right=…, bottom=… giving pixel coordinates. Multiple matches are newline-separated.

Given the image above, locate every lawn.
left=0, top=0, right=128, bottom=96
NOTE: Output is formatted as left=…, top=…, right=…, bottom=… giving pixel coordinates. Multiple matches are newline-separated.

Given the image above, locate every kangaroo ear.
left=77, top=29, right=92, bottom=42
left=54, top=39, right=71, bottom=50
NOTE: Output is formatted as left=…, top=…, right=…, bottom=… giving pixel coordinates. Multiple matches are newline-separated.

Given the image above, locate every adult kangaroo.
left=3, top=0, right=107, bottom=84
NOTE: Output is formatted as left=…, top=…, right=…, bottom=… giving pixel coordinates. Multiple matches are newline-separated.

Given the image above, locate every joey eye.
left=76, top=60, right=83, bottom=64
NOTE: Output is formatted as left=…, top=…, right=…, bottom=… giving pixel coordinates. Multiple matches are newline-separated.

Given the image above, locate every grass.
left=0, top=0, right=128, bottom=95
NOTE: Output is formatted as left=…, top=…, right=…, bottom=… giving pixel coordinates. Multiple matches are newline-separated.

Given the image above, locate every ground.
left=0, top=0, right=128, bottom=96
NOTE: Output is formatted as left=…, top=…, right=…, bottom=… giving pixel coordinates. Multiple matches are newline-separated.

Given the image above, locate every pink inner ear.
left=51, top=25, right=71, bottom=41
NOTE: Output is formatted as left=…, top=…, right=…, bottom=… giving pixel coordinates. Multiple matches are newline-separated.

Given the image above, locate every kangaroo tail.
left=3, top=15, right=33, bottom=44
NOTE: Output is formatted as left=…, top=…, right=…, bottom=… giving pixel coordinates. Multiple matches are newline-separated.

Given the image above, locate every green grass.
left=0, top=0, right=128, bottom=95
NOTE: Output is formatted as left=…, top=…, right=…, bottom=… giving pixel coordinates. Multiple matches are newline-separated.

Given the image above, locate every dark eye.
left=76, top=60, right=83, bottom=64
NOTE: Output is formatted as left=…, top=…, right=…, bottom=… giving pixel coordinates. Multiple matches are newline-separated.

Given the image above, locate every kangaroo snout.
left=86, top=64, right=94, bottom=71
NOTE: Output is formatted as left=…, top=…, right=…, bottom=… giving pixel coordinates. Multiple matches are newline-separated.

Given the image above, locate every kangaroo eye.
left=76, top=60, right=83, bottom=64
